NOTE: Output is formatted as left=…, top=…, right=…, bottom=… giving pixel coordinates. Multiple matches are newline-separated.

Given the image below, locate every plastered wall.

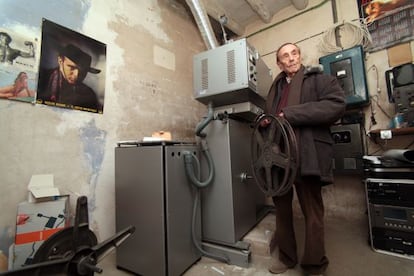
left=0, top=0, right=206, bottom=256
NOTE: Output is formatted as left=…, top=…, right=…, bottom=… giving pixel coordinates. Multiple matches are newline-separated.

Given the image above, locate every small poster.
left=0, top=29, right=39, bottom=103
left=36, top=18, right=106, bottom=114
left=358, top=0, right=414, bottom=52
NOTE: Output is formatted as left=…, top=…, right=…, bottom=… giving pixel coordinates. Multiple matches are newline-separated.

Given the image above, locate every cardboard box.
left=13, top=196, right=70, bottom=269
left=387, top=43, right=413, bottom=67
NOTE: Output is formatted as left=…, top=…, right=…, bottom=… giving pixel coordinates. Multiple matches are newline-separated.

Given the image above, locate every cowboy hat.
left=59, top=43, right=101, bottom=74
left=0, top=32, right=12, bottom=44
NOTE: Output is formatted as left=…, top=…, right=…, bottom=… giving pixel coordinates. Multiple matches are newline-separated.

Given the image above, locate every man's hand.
left=259, top=118, right=271, bottom=128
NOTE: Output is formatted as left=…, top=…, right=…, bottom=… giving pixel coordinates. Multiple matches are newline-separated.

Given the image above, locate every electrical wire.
left=366, top=64, right=379, bottom=130
left=371, top=95, right=393, bottom=121
left=184, top=147, right=230, bottom=264
left=183, top=102, right=230, bottom=264
left=319, top=19, right=372, bottom=53
left=367, top=64, right=380, bottom=95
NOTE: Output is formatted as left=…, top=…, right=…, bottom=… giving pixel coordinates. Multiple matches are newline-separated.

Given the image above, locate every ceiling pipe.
left=186, top=0, right=219, bottom=49
left=290, top=0, right=309, bottom=10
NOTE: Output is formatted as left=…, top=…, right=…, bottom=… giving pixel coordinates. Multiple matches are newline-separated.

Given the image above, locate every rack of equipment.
left=363, top=150, right=414, bottom=259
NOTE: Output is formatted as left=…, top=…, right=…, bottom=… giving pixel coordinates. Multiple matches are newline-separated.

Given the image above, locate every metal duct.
left=291, top=0, right=309, bottom=10
left=186, top=0, right=219, bottom=49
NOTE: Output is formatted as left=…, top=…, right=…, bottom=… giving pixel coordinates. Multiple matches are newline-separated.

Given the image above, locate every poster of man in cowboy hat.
left=36, top=19, right=106, bottom=114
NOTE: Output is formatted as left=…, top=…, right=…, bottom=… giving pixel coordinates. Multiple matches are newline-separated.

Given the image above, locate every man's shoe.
left=268, top=260, right=294, bottom=274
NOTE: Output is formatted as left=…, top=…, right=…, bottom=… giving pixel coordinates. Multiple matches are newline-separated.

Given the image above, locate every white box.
left=27, top=174, right=60, bottom=202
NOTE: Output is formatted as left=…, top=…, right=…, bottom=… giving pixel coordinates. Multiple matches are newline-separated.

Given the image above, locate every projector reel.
left=251, top=114, right=298, bottom=197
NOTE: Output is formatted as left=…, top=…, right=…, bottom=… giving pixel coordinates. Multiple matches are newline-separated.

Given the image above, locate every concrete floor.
left=99, top=212, right=414, bottom=276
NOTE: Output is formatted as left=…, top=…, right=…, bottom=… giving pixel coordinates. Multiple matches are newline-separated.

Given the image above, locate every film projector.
left=1, top=196, right=135, bottom=276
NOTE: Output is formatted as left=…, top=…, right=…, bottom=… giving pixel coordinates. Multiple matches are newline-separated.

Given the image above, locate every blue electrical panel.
left=319, top=45, right=369, bottom=108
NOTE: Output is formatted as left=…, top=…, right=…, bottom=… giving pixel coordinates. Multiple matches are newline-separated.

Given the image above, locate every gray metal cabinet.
left=115, top=142, right=201, bottom=276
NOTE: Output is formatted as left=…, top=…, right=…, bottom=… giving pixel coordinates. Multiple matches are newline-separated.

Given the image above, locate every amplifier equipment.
left=366, top=178, right=414, bottom=259
left=369, top=203, right=414, bottom=231
left=364, top=167, right=414, bottom=180
left=366, top=178, right=414, bottom=207
left=364, top=154, right=414, bottom=259
left=363, top=155, right=414, bottom=179
left=371, top=227, right=414, bottom=256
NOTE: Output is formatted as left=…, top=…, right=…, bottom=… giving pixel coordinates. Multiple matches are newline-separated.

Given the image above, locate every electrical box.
left=319, top=45, right=369, bottom=109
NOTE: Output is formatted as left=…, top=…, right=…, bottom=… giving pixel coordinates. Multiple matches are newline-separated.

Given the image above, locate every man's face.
left=58, top=56, right=82, bottom=84
left=276, top=44, right=301, bottom=78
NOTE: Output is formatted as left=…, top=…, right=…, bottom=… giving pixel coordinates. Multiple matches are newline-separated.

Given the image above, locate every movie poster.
left=0, top=28, right=39, bottom=103
left=36, top=19, right=106, bottom=114
left=358, top=0, right=414, bottom=52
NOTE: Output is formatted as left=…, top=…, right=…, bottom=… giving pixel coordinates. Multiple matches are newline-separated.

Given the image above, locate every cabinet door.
left=115, top=146, right=166, bottom=275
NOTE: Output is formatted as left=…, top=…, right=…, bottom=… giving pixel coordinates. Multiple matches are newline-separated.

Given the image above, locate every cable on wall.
left=319, top=20, right=372, bottom=54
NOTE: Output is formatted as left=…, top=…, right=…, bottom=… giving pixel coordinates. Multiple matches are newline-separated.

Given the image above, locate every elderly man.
left=263, top=42, right=346, bottom=276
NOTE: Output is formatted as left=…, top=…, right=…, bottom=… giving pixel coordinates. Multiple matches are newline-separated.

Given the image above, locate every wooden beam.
left=290, top=0, right=309, bottom=10
left=245, top=0, right=272, bottom=23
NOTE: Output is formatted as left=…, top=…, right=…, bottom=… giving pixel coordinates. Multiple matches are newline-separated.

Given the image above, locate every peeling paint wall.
left=0, top=0, right=206, bottom=257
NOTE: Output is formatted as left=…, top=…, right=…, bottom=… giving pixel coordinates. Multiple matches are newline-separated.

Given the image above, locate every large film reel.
left=251, top=114, right=298, bottom=197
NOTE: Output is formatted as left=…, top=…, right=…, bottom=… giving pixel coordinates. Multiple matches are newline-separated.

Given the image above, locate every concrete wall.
left=0, top=0, right=207, bottom=256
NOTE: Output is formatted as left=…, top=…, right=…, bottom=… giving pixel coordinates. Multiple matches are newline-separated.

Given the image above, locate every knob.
left=240, top=172, right=253, bottom=183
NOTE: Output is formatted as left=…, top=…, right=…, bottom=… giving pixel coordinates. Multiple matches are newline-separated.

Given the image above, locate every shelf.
left=369, top=127, right=414, bottom=139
